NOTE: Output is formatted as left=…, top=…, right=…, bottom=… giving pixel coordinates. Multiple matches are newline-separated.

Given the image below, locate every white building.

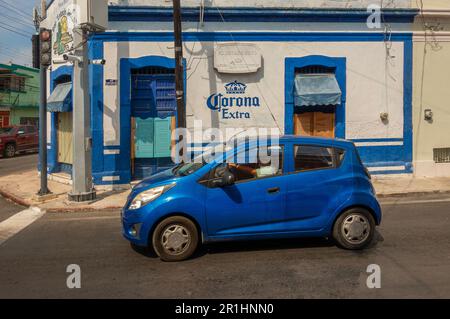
left=42, top=0, right=417, bottom=187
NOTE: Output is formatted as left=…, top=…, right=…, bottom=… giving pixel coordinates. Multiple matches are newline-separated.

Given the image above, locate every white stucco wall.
left=103, top=40, right=404, bottom=146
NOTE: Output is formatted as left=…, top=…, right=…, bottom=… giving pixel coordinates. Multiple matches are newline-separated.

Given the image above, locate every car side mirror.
left=17, top=130, right=25, bottom=136
left=221, top=169, right=235, bottom=187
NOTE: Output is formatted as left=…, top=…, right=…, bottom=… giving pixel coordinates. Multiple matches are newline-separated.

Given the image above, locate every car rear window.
left=294, top=145, right=345, bottom=172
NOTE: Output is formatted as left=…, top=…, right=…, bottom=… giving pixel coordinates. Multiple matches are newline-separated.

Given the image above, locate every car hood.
left=131, top=168, right=181, bottom=196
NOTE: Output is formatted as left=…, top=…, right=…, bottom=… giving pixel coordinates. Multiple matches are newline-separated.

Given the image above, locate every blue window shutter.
left=153, top=117, right=172, bottom=158
left=154, top=76, right=176, bottom=118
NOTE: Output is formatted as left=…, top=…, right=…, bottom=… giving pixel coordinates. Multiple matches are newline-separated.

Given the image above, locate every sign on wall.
left=207, top=81, right=261, bottom=120
left=214, top=43, right=262, bottom=74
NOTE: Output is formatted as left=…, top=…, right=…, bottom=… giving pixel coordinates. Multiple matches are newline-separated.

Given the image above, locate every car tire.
left=152, top=216, right=199, bottom=262
left=333, top=208, right=375, bottom=250
left=4, top=143, right=16, bottom=158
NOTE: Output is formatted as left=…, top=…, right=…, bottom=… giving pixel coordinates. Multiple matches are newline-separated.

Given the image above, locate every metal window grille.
left=296, top=65, right=336, bottom=75
left=434, top=148, right=450, bottom=163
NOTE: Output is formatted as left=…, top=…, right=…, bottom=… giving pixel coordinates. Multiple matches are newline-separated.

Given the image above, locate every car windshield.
left=0, top=127, right=13, bottom=134
left=172, top=144, right=230, bottom=177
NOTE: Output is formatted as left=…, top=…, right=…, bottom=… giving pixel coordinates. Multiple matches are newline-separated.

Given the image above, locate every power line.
left=0, top=0, right=32, bottom=21
left=0, top=45, right=31, bottom=59
left=0, top=11, right=34, bottom=27
left=0, top=21, right=32, bottom=38
left=0, top=12, right=34, bottom=29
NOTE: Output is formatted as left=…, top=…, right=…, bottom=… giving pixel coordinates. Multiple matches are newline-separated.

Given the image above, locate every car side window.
left=212, top=145, right=284, bottom=183
left=294, top=145, right=335, bottom=172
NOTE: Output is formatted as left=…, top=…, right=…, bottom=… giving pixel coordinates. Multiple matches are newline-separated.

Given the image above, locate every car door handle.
left=267, top=187, right=280, bottom=194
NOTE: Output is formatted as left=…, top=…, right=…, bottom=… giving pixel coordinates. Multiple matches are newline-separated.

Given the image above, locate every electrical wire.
left=0, top=12, right=35, bottom=30
left=0, top=0, right=33, bottom=21
left=0, top=23, right=31, bottom=38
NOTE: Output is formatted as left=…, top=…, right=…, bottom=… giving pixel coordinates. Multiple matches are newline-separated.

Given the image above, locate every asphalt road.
left=0, top=153, right=38, bottom=177
left=0, top=195, right=449, bottom=299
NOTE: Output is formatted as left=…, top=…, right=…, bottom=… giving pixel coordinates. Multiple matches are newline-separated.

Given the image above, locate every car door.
left=15, top=126, right=29, bottom=150
left=282, top=144, right=349, bottom=232
left=205, top=145, right=287, bottom=237
left=26, top=126, right=38, bottom=149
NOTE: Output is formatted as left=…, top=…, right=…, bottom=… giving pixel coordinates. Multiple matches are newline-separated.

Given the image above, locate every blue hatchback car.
left=122, top=136, right=381, bottom=261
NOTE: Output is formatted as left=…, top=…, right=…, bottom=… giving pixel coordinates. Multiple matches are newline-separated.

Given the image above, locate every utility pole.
left=173, top=0, right=186, bottom=161
left=68, top=26, right=96, bottom=202
left=173, top=0, right=185, bottom=129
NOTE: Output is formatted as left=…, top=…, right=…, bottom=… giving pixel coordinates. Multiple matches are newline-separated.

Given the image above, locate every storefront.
left=43, top=1, right=418, bottom=187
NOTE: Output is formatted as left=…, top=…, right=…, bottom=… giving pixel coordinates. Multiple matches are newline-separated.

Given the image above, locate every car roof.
left=231, top=135, right=353, bottom=147
left=279, top=135, right=354, bottom=147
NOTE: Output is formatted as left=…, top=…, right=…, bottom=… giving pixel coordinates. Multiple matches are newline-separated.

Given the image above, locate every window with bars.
left=296, top=65, right=336, bottom=75
left=433, top=148, right=450, bottom=163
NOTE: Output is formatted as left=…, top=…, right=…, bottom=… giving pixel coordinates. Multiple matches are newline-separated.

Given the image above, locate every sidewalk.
left=1, top=168, right=450, bottom=212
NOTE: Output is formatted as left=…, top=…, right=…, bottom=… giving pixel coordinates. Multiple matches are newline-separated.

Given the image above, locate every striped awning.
left=294, top=74, right=342, bottom=107
left=47, top=82, right=72, bottom=112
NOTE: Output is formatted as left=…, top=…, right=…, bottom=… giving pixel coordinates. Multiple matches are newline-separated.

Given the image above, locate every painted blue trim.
left=119, top=55, right=186, bottom=184
left=285, top=56, right=346, bottom=139
left=351, top=138, right=404, bottom=143
left=89, top=39, right=105, bottom=185
left=364, top=161, right=407, bottom=168
left=49, top=65, right=73, bottom=174
left=371, top=170, right=409, bottom=175
left=109, top=6, right=418, bottom=23
left=403, top=37, right=413, bottom=173
left=92, top=32, right=413, bottom=43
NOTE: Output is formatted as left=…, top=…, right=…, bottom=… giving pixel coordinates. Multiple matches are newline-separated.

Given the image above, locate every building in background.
left=0, top=63, right=39, bottom=128
left=413, top=0, right=450, bottom=177
left=41, top=0, right=420, bottom=188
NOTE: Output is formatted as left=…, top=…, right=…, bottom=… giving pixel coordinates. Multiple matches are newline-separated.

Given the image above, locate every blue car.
left=122, top=136, right=382, bottom=262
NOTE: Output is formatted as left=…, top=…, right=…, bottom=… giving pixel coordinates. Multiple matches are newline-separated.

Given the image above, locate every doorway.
left=294, top=111, right=335, bottom=138
left=57, top=112, right=73, bottom=165
left=130, top=66, right=177, bottom=180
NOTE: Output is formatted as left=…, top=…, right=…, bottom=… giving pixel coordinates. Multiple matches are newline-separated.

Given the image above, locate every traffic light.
left=32, top=34, right=40, bottom=69
left=40, top=28, right=52, bottom=67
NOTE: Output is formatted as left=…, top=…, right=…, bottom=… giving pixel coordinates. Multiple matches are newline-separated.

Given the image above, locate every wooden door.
left=294, top=112, right=335, bottom=138
left=57, top=112, right=73, bottom=164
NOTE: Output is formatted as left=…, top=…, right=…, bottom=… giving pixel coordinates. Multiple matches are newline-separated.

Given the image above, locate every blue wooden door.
left=153, top=117, right=172, bottom=158
left=135, top=118, right=155, bottom=158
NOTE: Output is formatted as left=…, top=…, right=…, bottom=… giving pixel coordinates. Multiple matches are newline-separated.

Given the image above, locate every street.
left=0, top=191, right=450, bottom=298
left=0, top=154, right=38, bottom=177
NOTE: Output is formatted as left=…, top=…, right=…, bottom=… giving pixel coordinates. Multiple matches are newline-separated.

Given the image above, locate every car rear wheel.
left=4, top=144, right=16, bottom=158
left=333, top=208, right=375, bottom=250
left=152, top=216, right=199, bottom=262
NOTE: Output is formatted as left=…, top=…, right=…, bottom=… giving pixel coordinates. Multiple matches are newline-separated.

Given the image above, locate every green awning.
left=47, top=82, right=72, bottom=112
left=294, top=74, right=342, bottom=107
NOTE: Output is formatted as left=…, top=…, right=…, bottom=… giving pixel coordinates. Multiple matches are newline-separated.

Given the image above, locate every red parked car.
left=0, top=125, right=39, bottom=158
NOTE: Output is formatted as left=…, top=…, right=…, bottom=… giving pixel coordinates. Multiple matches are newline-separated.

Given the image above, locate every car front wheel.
left=152, top=216, right=199, bottom=262
left=333, top=208, right=375, bottom=250
left=4, top=144, right=16, bottom=158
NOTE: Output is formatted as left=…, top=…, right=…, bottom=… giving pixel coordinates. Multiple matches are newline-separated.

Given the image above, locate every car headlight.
left=128, top=183, right=176, bottom=210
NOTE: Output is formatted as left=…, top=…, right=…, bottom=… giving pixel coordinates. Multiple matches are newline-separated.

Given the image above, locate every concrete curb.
left=44, top=206, right=123, bottom=213
left=0, top=189, right=32, bottom=208
left=0, top=188, right=122, bottom=212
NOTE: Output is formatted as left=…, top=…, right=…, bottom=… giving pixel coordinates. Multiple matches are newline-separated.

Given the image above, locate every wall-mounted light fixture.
left=424, top=109, right=433, bottom=121
left=380, top=112, right=389, bottom=122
